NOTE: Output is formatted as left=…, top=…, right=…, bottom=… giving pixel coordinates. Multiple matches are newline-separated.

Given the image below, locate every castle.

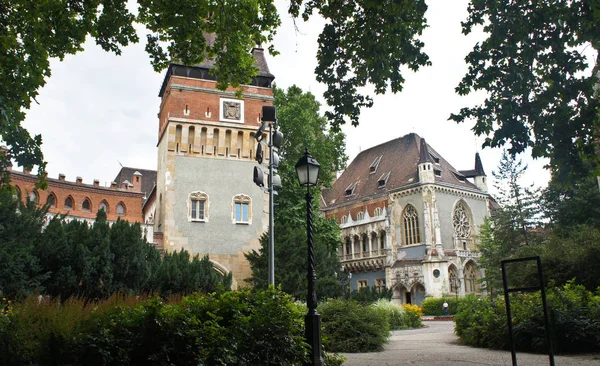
left=8, top=51, right=492, bottom=301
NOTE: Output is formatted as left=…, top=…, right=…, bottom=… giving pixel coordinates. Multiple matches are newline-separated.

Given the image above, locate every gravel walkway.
left=340, top=321, right=600, bottom=366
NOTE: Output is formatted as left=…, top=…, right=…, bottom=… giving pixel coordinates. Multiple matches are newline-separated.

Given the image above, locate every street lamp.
left=295, top=148, right=323, bottom=366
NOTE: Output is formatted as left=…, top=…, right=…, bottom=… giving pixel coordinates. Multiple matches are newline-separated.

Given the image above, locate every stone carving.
left=223, top=101, right=241, bottom=120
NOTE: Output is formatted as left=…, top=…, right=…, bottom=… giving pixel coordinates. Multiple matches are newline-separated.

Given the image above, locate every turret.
left=473, top=153, right=487, bottom=192
left=418, top=138, right=435, bottom=183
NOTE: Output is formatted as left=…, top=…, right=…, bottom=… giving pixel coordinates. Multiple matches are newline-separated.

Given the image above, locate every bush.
left=0, top=288, right=309, bottom=365
left=373, top=299, right=406, bottom=329
left=421, top=297, right=462, bottom=315
left=319, top=299, right=389, bottom=352
left=455, top=283, right=600, bottom=354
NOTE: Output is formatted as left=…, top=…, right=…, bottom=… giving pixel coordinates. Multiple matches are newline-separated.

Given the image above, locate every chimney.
left=132, top=171, right=143, bottom=192
left=121, top=180, right=130, bottom=189
left=59, top=174, right=66, bottom=181
left=93, top=179, right=100, bottom=187
left=23, top=169, right=31, bottom=175
left=76, top=176, right=83, bottom=184
left=110, top=181, right=117, bottom=189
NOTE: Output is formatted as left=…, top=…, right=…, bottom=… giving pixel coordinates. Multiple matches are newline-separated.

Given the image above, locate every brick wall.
left=10, top=171, right=145, bottom=223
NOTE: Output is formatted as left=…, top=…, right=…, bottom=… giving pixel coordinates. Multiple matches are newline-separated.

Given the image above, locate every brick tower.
left=154, top=48, right=275, bottom=288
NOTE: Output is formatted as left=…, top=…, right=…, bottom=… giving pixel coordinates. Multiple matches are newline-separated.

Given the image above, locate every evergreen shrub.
left=318, top=299, right=389, bottom=352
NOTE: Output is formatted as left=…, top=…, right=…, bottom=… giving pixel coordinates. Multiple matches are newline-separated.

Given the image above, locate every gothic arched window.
left=46, top=193, right=56, bottom=208
left=453, top=201, right=472, bottom=239
left=464, top=262, right=478, bottom=293
left=403, top=205, right=420, bottom=245
left=117, top=202, right=126, bottom=216
left=448, top=265, right=459, bottom=293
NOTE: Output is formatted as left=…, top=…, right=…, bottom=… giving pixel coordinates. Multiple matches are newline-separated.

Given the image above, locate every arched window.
left=28, top=190, right=38, bottom=203
left=357, top=211, right=365, bottom=220
left=233, top=194, right=251, bottom=223
left=448, top=265, right=459, bottom=293
left=453, top=201, right=472, bottom=248
left=341, top=215, right=348, bottom=224
left=64, top=196, right=74, bottom=209
left=379, top=231, right=386, bottom=251
left=403, top=205, right=420, bottom=245
left=374, top=207, right=382, bottom=216
left=82, top=198, right=91, bottom=211
left=13, top=186, right=21, bottom=201
left=46, top=193, right=56, bottom=208
left=99, top=200, right=108, bottom=213
left=189, top=191, right=208, bottom=221
left=464, top=262, right=478, bottom=293
left=117, top=202, right=126, bottom=216
left=345, top=237, right=351, bottom=258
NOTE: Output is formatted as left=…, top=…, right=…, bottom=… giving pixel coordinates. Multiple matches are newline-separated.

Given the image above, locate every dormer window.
left=357, top=211, right=365, bottom=220
left=374, top=207, right=382, bottom=216
left=369, top=155, right=383, bottom=174
left=345, top=181, right=358, bottom=196
left=378, top=171, right=391, bottom=188
left=341, top=215, right=348, bottom=224
left=434, top=169, right=442, bottom=177
left=429, top=153, right=440, bottom=164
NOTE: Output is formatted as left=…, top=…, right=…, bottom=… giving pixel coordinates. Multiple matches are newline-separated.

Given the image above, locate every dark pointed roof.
left=459, top=153, right=487, bottom=178
left=322, top=133, right=485, bottom=209
left=418, top=138, right=435, bottom=164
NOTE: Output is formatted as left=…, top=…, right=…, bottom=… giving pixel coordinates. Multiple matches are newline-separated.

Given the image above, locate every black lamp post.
left=295, top=148, right=323, bottom=366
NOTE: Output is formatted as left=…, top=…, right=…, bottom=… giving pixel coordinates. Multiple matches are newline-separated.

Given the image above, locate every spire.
left=418, top=138, right=435, bottom=164
left=474, top=153, right=486, bottom=176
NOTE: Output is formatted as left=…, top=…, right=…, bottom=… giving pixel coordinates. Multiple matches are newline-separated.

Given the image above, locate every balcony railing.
left=457, top=250, right=482, bottom=258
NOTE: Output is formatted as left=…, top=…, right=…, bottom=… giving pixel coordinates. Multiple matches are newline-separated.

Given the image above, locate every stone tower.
left=154, top=48, right=275, bottom=288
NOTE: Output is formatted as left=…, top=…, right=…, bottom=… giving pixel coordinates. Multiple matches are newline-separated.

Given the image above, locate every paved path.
left=340, top=321, right=600, bottom=366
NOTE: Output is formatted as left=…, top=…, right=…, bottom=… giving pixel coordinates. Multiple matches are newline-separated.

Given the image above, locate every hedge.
left=421, top=297, right=462, bottom=316
left=0, top=288, right=308, bottom=365
left=454, top=282, right=600, bottom=354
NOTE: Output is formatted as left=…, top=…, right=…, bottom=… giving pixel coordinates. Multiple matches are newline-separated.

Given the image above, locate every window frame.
left=403, top=204, right=421, bottom=246
left=64, top=196, right=74, bottom=210
left=82, top=198, right=92, bottom=212
left=116, top=202, right=126, bottom=216
left=189, top=191, right=209, bottom=222
left=232, top=194, right=251, bottom=224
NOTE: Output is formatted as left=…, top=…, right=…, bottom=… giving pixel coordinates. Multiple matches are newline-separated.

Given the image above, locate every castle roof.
left=322, top=133, right=485, bottom=209
left=113, top=167, right=157, bottom=199
left=159, top=47, right=275, bottom=97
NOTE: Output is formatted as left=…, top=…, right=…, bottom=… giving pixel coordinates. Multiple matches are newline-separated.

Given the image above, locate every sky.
left=21, top=0, right=551, bottom=194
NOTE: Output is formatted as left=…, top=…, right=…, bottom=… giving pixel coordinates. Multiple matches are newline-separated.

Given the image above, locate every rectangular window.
left=357, top=280, right=368, bottom=289
left=191, top=199, right=206, bottom=221
left=235, top=202, right=249, bottom=223
left=198, top=201, right=205, bottom=219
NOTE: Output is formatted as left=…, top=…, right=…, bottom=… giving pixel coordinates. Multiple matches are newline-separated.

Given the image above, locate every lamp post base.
left=305, top=312, right=324, bottom=366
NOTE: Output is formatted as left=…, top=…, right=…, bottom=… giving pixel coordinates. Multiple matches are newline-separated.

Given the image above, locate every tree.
left=477, top=151, right=543, bottom=294
left=2, top=0, right=430, bottom=184
left=0, top=187, right=47, bottom=299
left=450, top=0, right=600, bottom=182
left=492, top=151, right=542, bottom=247
left=245, top=85, right=348, bottom=300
